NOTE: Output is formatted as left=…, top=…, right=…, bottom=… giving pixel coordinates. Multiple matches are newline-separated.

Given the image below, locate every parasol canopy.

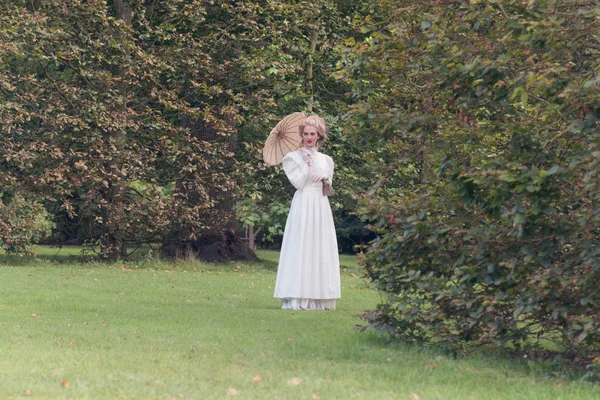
left=262, top=112, right=306, bottom=166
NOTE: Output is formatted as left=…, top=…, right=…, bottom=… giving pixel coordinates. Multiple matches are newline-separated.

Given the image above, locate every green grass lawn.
left=0, top=248, right=598, bottom=399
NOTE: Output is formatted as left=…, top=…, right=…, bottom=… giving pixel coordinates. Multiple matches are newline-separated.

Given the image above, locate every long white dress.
left=274, top=148, right=341, bottom=310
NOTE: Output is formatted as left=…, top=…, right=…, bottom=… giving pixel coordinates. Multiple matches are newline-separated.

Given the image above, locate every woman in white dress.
left=274, top=115, right=341, bottom=310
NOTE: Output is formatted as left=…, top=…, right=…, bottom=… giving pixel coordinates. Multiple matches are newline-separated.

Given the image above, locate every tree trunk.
left=306, top=26, right=319, bottom=113
left=100, top=0, right=132, bottom=260
left=161, top=116, right=259, bottom=263
left=163, top=230, right=259, bottom=263
left=248, top=226, right=261, bottom=251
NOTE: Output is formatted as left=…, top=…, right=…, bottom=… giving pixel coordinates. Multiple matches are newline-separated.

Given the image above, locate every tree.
left=0, top=0, right=266, bottom=260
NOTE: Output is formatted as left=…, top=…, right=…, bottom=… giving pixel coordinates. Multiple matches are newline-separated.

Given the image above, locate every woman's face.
left=302, top=126, right=319, bottom=148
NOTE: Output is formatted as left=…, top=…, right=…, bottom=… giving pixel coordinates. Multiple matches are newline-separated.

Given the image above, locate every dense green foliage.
left=0, top=194, right=53, bottom=254
left=343, top=0, right=600, bottom=355
left=0, top=0, right=244, bottom=257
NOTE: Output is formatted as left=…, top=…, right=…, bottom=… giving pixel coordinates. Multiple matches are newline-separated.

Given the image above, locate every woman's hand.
left=299, top=148, right=312, bottom=166
left=312, top=173, right=329, bottom=182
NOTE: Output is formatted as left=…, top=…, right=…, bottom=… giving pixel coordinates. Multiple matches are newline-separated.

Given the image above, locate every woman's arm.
left=282, top=152, right=310, bottom=190
left=326, top=155, right=334, bottom=183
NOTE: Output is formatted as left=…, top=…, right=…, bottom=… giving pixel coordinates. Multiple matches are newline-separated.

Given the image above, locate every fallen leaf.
left=24, top=389, right=32, bottom=396
left=31, top=314, right=37, bottom=318
left=312, top=394, right=320, bottom=399
left=386, top=357, right=391, bottom=363
left=410, top=394, right=420, bottom=400
left=61, top=380, right=70, bottom=388
left=227, top=388, right=239, bottom=396
left=252, top=375, right=262, bottom=383
left=288, top=377, right=302, bottom=386
left=427, top=363, right=437, bottom=369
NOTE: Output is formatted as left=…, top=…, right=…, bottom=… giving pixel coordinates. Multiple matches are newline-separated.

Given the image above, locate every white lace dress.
left=273, top=148, right=341, bottom=310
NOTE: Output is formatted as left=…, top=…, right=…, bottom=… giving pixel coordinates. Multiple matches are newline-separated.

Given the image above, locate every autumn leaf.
left=410, top=394, right=420, bottom=400
left=226, top=388, right=239, bottom=396
left=252, top=375, right=262, bottom=383
left=288, top=377, right=302, bottom=386
left=61, top=380, right=70, bottom=388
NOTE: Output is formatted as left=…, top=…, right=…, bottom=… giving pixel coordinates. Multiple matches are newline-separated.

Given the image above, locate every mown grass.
left=0, top=247, right=598, bottom=399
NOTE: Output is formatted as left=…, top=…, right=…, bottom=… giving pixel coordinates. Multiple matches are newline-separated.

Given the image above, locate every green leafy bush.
left=0, top=195, right=54, bottom=254
left=342, top=0, right=600, bottom=355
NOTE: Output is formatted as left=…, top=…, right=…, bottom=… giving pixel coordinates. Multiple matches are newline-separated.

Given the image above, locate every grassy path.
left=0, top=251, right=598, bottom=399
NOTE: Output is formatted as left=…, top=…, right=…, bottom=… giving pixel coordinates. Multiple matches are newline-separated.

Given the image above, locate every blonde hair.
left=299, top=115, right=328, bottom=147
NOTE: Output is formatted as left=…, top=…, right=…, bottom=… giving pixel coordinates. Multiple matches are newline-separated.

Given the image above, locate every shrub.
left=0, top=195, right=54, bottom=254
left=343, top=0, right=600, bottom=356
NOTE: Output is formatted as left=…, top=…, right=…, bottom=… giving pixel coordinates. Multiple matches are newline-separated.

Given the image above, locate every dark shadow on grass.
left=0, top=253, right=88, bottom=266
left=0, top=244, right=163, bottom=267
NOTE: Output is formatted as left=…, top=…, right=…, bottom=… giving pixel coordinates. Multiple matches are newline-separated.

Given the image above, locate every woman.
left=274, top=115, right=341, bottom=310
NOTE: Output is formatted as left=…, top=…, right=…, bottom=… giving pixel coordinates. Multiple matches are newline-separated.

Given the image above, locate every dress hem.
left=277, top=298, right=337, bottom=310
